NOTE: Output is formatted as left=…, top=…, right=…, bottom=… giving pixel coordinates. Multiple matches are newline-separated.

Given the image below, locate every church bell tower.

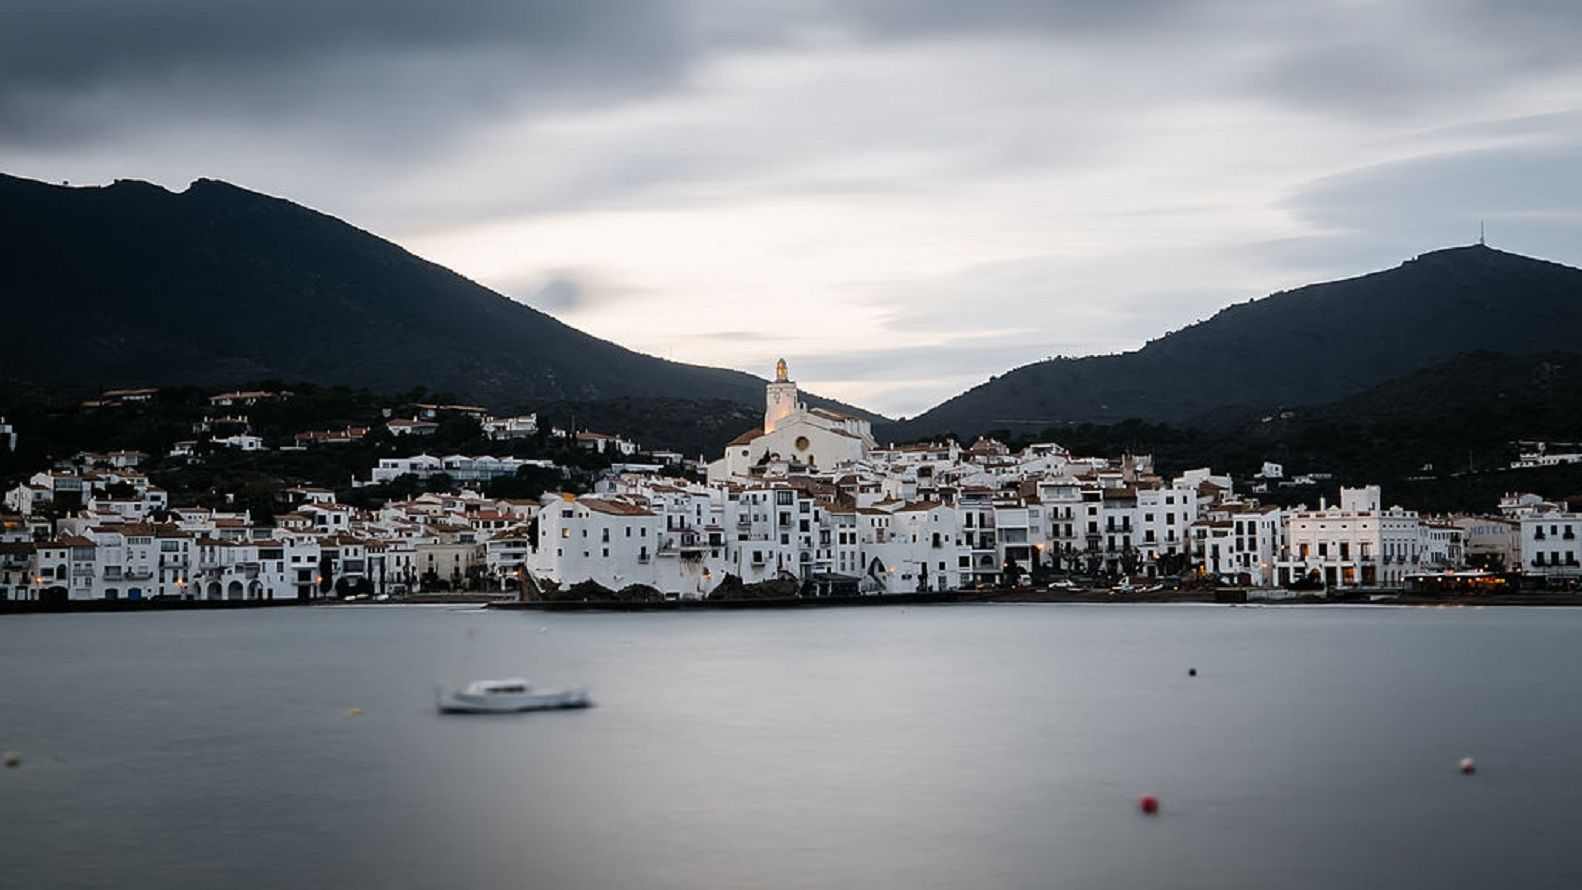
left=764, top=358, right=799, bottom=433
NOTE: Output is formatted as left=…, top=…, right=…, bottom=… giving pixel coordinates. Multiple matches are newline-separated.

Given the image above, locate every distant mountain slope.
left=884, top=245, right=1582, bottom=441
left=1230, top=350, right=1582, bottom=476
left=976, top=351, right=1582, bottom=512
left=1302, top=350, right=1582, bottom=431
left=0, top=173, right=881, bottom=424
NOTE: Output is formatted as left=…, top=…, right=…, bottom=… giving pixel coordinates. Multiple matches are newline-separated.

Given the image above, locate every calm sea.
left=4, top=604, right=1582, bottom=889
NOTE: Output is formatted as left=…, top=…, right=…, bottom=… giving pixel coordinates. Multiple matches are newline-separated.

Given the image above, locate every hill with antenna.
left=883, top=244, right=1582, bottom=441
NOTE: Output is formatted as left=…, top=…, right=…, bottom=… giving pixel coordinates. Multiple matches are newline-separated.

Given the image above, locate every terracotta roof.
left=726, top=428, right=766, bottom=447
left=581, top=499, right=655, bottom=517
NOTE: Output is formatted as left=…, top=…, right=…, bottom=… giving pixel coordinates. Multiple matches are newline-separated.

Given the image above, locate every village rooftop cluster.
left=0, top=362, right=1577, bottom=604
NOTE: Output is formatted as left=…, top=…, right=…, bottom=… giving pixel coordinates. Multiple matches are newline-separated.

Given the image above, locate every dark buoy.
left=3, top=751, right=19, bottom=768
left=1460, top=757, right=1476, bottom=775
left=1188, top=668, right=1197, bottom=677
left=1138, top=794, right=1159, bottom=815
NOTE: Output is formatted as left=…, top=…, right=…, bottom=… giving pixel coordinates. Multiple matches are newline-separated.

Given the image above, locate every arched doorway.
left=247, top=580, right=264, bottom=599
left=127, top=587, right=143, bottom=601
left=206, top=581, right=222, bottom=600
left=334, top=575, right=373, bottom=597
left=226, top=581, right=244, bottom=600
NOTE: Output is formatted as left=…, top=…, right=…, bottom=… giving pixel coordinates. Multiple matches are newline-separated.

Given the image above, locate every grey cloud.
left=523, top=277, right=584, bottom=313
left=0, top=1, right=696, bottom=146
left=834, top=0, right=1210, bottom=40
left=1284, top=140, right=1582, bottom=256
left=1247, top=40, right=1448, bottom=118
left=2, top=1, right=684, bottom=92
left=680, top=331, right=780, bottom=343
left=499, top=268, right=651, bottom=315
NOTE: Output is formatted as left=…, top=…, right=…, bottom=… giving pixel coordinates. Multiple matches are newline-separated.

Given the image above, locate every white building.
left=575, top=432, right=639, bottom=456
left=482, top=415, right=539, bottom=440
left=1277, top=486, right=1422, bottom=589
left=1195, top=503, right=1283, bottom=586
left=530, top=496, right=662, bottom=592
left=386, top=418, right=439, bottom=437
left=860, top=501, right=971, bottom=593
left=709, top=360, right=874, bottom=481
left=213, top=434, right=264, bottom=451
left=1420, top=523, right=1465, bottom=570
left=1521, top=513, right=1582, bottom=581
left=1453, top=516, right=1521, bottom=570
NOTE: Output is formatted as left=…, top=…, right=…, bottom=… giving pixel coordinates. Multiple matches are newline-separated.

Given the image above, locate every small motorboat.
left=435, top=678, right=592, bottom=714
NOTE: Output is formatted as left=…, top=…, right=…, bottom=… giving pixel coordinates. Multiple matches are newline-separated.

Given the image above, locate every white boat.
left=435, top=678, right=592, bottom=714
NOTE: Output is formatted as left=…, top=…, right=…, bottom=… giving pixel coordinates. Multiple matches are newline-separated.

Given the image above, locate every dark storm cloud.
left=0, top=1, right=695, bottom=144
left=2, top=1, right=682, bottom=88
left=8, top=0, right=1581, bottom=159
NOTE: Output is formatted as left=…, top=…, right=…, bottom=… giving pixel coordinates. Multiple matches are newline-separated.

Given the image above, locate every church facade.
left=707, top=359, right=875, bottom=481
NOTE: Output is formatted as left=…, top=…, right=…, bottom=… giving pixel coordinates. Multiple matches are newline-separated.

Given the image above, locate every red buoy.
left=1139, top=794, right=1159, bottom=815
left=1460, top=757, right=1476, bottom=775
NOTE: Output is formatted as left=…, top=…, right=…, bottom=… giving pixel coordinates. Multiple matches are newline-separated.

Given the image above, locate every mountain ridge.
left=0, top=172, right=884, bottom=425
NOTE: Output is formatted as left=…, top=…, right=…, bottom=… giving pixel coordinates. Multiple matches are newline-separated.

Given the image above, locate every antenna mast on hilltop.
left=1479, top=220, right=1486, bottom=246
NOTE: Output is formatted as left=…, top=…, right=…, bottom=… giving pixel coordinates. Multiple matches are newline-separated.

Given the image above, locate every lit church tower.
left=764, top=358, right=799, bottom=433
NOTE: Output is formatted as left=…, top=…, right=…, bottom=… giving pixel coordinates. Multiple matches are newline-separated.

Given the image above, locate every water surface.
left=4, top=604, right=1581, bottom=889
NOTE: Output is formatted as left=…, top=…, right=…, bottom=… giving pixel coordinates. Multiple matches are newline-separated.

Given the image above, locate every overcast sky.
left=5, top=1, right=1582, bottom=416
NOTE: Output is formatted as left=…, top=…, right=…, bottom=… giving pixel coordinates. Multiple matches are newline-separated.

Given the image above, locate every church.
left=707, top=359, right=875, bottom=481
